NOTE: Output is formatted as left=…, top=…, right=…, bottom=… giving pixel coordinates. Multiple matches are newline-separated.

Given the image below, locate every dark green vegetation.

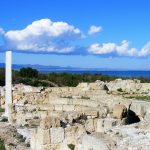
left=126, top=95, right=150, bottom=101
left=0, top=107, right=4, bottom=112
left=68, top=144, right=75, bottom=150
left=117, top=88, right=123, bottom=92
left=0, top=67, right=150, bottom=87
left=0, top=139, right=5, bottom=150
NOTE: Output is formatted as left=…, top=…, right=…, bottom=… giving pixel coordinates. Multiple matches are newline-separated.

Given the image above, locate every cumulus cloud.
left=2, top=19, right=83, bottom=53
left=138, top=42, right=150, bottom=57
left=88, top=40, right=139, bottom=57
left=88, top=25, right=102, bottom=35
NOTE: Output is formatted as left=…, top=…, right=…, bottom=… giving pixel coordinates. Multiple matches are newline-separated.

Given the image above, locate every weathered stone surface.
left=113, top=104, right=127, bottom=119
left=40, top=117, right=60, bottom=129
left=31, top=127, right=50, bottom=150
left=54, top=105, right=63, bottom=111
left=3, top=81, right=150, bottom=149
left=85, top=119, right=95, bottom=133
left=106, top=79, right=142, bottom=93
left=65, top=126, right=77, bottom=143
left=75, top=124, right=86, bottom=138
left=96, top=119, right=104, bottom=132
left=63, top=105, right=75, bottom=111
left=80, top=134, right=109, bottom=150
left=50, top=127, right=64, bottom=144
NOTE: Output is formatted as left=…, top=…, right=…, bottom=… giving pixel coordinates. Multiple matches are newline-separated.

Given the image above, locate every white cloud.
left=88, top=43, right=116, bottom=54
left=88, top=25, right=102, bottom=35
left=138, top=42, right=150, bottom=57
left=88, top=40, right=138, bottom=56
left=3, top=19, right=82, bottom=53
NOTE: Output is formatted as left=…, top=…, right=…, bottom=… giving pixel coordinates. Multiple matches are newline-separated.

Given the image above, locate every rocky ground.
left=0, top=79, right=150, bottom=150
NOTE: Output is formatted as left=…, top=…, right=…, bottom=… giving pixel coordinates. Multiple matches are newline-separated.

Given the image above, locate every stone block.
left=113, top=104, right=127, bottom=119
left=84, top=110, right=98, bottom=118
left=81, top=134, right=109, bottom=150
left=75, top=124, right=86, bottom=138
left=65, top=126, right=77, bottom=144
left=103, top=118, right=117, bottom=131
left=37, top=127, right=51, bottom=145
left=38, top=111, right=48, bottom=119
left=72, top=99, right=83, bottom=105
left=82, top=100, right=99, bottom=108
left=85, top=119, right=95, bottom=133
left=54, top=105, right=63, bottom=111
left=63, top=105, right=75, bottom=111
left=50, top=127, right=64, bottom=144
left=49, top=98, right=69, bottom=105
left=96, top=119, right=104, bottom=132
left=40, top=117, right=60, bottom=129
left=39, top=104, right=54, bottom=111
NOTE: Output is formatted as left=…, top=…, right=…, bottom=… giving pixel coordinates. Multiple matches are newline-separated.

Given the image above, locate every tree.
left=19, top=67, right=39, bottom=78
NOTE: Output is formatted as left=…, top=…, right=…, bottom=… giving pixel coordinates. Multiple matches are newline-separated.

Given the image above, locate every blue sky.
left=0, top=0, right=150, bottom=69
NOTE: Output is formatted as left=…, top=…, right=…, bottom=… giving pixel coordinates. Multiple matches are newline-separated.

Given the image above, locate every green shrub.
left=0, top=107, right=4, bottom=112
left=0, top=139, right=5, bottom=150
left=68, top=144, right=75, bottom=150
left=117, top=88, right=123, bottom=92
left=19, top=67, right=39, bottom=78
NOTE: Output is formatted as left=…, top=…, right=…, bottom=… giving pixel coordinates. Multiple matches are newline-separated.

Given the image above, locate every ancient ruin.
left=1, top=78, right=150, bottom=149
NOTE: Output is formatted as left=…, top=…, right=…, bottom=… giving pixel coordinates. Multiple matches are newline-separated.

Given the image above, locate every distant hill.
left=0, top=63, right=113, bottom=73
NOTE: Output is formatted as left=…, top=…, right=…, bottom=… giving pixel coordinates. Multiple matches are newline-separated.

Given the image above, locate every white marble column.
left=5, top=51, right=12, bottom=117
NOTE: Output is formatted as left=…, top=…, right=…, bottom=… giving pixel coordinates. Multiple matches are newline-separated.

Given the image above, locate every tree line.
left=0, top=67, right=149, bottom=87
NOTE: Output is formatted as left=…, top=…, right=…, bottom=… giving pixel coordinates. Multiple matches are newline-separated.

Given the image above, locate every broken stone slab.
left=96, top=118, right=119, bottom=132
left=85, top=119, right=95, bottom=133
left=113, top=104, right=127, bottom=119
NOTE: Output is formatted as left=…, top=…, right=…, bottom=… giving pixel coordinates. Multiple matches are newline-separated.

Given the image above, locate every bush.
left=117, top=88, right=123, bottom=92
left=19, top=67, right=39, bottom=78
left=0, top=107, right=4, bottom=112
left=0, top=139, right=5, bottom=150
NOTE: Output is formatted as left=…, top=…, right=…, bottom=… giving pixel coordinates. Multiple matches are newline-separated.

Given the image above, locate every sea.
left=41, top=70, right=150, bottom=78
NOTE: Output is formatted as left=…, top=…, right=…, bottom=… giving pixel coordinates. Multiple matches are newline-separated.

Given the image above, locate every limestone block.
left=65, top=126, right=77, bottom=144
left=39, top=104, right=54, bottom=111
left=74, top=106, right=83, bottom=111
left=77, top=83, right=90, bottom=91
left=85, top=119, right=95, bottom=133
left=130, top=101, right=147, bottom=117
left=54, top=105, right=63, bottom=111
left=37, top=127, right=50, bottom=145
left=40, top=117, right=60, bottom=129
left=96, top=119, right=104, bottom=132
left=113, top=104, right=127, bottom=119
left=72, top=99, right=83, bottom=105
left=84, top=110, right=98, bottom=118
left=49, top=98, right=70, bottom=105
left=63, top=105, right=75, bottom=111
left=50, top=127, right=64, bottom=144
left=38, top=111, right=48, bottom=119
left=76, top=124, right=86, bottom=138
left=81, top=134, right=109, bottom=150
left=82, top=99, right=99, bottom=108
left=31, top=128, right=51, bottom=150
left=103, top=118, right=117, bottom=131
left=48, top=111, right=62, bottom=118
